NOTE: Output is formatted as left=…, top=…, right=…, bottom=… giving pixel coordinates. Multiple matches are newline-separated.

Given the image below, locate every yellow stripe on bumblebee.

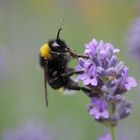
left=40, top=44, right=52, bottom=59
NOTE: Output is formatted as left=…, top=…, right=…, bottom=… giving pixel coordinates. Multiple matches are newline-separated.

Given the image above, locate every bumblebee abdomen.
left=39, top=55, right=46, bottom=67
left=48, top=77, right=65, bottom=89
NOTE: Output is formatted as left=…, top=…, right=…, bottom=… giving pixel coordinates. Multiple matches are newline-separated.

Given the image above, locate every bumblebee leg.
left=65, top=48, right=89, bottom=59
left=70, top=53, right=89, bottom=59
left=65, top=79, right=92, bottom=96
left=51, top=51, right=89, bottom=59
left=69, top=52, right=89, bottom=59
left=61, top=70, right=84, bottom=77
left=74, top=54, right=89, bottom=59
left=61, top=70, right=92, bottom=95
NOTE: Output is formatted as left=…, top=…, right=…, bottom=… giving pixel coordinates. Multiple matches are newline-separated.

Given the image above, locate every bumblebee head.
left=40, top=44, right=52, bottom=59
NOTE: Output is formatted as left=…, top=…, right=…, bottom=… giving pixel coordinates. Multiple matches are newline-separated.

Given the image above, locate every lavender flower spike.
left=98, top=133, right=127, bottom=140
left=2, top=122, right=53, bottom=140
left=125, top=17, right=140, bottom=59
left=98, top=134, right=111, bottom=140
left=76, top=38, right=137, bottom=126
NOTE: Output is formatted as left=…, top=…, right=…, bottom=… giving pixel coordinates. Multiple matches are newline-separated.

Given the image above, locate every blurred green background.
left=0, top=0, right=140, bottom=140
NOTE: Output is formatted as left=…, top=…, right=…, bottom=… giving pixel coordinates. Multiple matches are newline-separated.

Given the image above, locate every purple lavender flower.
left=114, top=98, right=132, bottom=120
left=76, top=38, right=137, bottom=126
left=88, top=97, right=109, bottom=120
left=98, top=133, right=128, bottom=140
left=76, top=59, right=98, bottom=86
left=99, top=134, right=127, bottom=140
left=119, top=67, right=137, bottom=91
left=125, top=17, right=140, bottom=59
left=2, top=122, right=53, bottom=140
left=98, top=134, right=111, bottom=140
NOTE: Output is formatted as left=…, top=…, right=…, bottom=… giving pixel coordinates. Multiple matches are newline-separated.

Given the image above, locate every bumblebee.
left=39, top=20, right=90, bottom=106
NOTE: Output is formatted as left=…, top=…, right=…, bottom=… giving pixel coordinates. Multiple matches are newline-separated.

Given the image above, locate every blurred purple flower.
left=98, top=133, right=128, bottom=140
left=75, top=38, right=137, bottom=126
left=98, top=134, right=111, bottom=140
left=125, top=17, right=140, bottom=59
left=2, top=122, right=53, bottom=140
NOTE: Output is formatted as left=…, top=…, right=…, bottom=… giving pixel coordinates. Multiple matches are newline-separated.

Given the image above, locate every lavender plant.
left=2, top=122, right=53, bottom=140
left=125, top=17, right=140, bottom=60
left=75, top=39, right=137, bottom=140
left=99, top=133, right=111, bottom=140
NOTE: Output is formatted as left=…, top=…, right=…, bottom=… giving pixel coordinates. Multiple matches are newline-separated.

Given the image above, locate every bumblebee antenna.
left=56, top=17, right=65, bottom=39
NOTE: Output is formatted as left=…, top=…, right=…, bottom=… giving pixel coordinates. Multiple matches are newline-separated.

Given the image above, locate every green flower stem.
left=109, top=102, right=116, bottom=140
left=110, top=126, right=115, bottom=140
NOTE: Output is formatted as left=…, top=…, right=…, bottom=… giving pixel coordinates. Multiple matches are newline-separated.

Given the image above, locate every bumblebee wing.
left=44, top=60, right=48, bottom=107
